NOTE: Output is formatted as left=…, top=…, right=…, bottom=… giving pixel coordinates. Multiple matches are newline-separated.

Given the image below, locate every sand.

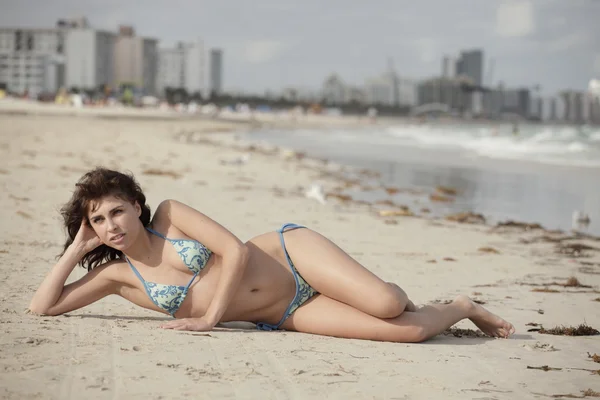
left=0, top=104, right=599, bottom=399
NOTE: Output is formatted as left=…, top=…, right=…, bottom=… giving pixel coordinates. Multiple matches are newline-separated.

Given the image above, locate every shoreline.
left=1, top=111, right=599, bottom=399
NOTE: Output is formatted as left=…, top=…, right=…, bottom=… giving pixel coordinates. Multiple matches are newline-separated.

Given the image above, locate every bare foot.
left=454, top=295, right=515, bottom=338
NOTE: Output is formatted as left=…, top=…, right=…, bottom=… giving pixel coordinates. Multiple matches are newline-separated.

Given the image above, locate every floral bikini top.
left=125, top=227, right=212, bottom=317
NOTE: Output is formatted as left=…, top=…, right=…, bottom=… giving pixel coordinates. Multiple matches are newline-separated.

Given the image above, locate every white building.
left=64, top=29, right=115, bottom=90
left=0, top=28, right=67, bottom=95
left=156, top=45, right=185, bottom=94
left=156, top=39, right=204, bottom=97
left=184, top=39, right=204, bottom=95
left=365, top=76, right=393, bottom=105
left=365, top=73, right=416, bottom=107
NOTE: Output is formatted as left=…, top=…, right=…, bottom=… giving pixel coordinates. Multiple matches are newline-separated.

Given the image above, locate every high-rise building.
left=561, top=90, right=584, bottom=123
left=502, top=88, right=530, bottom=118
left=365, top=73, right=416, bottom=107
left=365, top=76, right=394, bottom=106
left=184, top=39, right=204, bottom=95
left=113, top=26, right=157, bottom=94
left=156, top=44, right=185, bottom=94
left=442, top=56, right=456, bottom=78
left=0, top=27, right=67, bottom=95
left=65, top=28, right=115, bottom=90
left=455, top=49, right=483, bottom=86
left=209, top=48, right=223, bottom=95
left=156, top=39, right=204, bottom=96
left=417, top=76, right=473, bottom=112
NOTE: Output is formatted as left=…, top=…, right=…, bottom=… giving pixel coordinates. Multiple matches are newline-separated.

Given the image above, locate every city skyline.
left=1, top=0, right=599, bottom=95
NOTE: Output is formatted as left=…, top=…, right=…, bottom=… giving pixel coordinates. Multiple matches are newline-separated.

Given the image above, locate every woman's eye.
left=114, top=209, right=122, bottom=214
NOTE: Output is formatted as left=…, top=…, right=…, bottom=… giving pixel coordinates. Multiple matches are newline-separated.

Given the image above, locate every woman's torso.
left=116, top=226, right=296, bottom=324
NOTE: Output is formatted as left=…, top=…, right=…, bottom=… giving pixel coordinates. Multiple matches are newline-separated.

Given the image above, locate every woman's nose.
left=106, top=218, right=118, bottom=231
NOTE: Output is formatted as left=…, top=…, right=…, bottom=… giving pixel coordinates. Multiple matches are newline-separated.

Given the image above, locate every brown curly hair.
left=60, top=168, right=151, bottom=271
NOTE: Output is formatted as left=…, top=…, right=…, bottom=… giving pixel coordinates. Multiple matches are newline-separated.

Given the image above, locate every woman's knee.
left=369, top=284, right=408, bottom=318
left=398, top=326, right=428, bottom=343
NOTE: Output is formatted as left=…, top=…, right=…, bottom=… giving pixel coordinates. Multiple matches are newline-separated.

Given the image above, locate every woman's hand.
left=72, top=219, right=102, bottom=255
left=160, top=317, right=215, bottom=332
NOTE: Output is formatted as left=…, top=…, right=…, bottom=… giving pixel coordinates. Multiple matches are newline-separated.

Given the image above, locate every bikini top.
left=125, top=227, right=212, bottom=317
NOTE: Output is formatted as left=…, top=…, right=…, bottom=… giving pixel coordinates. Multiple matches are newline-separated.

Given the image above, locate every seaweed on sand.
left=442, top=328, right=487, bottom=338
left=537, top=324, right=599, bottom=336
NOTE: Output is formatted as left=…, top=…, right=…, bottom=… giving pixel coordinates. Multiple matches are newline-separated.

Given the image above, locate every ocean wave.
left=383, top=124, right=600, bottom=167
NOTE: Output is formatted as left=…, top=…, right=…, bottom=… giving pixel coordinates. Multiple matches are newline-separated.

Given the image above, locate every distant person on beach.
left=29, top=168, right=515, bottom=342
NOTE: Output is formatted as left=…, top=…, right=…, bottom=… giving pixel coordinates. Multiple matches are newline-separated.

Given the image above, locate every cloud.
left=495, top=0, right=534, bottom=37
left=244, top=40, right=287, bottom=64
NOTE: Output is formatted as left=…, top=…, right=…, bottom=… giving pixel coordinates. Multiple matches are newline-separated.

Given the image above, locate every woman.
left=30, top=168, right=515, bottom=342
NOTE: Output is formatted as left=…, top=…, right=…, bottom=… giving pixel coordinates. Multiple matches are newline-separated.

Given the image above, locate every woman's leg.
left=280, top=295, right=515, bottom=343
left=282, top=228, right=411, bottom=318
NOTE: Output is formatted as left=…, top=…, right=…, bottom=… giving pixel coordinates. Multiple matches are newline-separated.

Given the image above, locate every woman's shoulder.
left=92, top=258, right=129, bottom=280
left=149, top=199, right=185, bottom=238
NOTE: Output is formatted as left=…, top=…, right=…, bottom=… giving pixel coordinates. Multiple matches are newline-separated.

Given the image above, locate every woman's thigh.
left=280, top=294, right=424, bottom=343
left=282, top=228, right=406, bottom=318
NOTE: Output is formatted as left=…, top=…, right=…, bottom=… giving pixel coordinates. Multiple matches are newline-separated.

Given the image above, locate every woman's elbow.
left=28, top=300, right=62, bottom=316
left=28, top=304, right=50, bottom=316
left=233, top=243, right=250, bottom=266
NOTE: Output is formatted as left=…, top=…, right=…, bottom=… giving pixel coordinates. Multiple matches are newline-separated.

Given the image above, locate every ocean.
left=241, top=121, right=600, bottom=235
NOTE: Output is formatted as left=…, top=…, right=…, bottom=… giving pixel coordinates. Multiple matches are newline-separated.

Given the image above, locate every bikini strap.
left=125, top=256, right=146, bottom=284
left=146, top=227, right=170, bottom=241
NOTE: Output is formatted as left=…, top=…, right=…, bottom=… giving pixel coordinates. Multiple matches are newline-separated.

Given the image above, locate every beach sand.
left=0, top=107, right=599, bottom=399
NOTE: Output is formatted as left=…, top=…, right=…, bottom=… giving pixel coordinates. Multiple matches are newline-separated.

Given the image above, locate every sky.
left=1, top=0, right=599, bottom=95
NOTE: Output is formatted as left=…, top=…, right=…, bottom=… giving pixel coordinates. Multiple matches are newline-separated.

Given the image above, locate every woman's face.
left=87, top=195, right=142, bottom=250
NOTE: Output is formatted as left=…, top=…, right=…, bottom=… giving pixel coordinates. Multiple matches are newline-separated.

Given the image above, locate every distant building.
left=365, top=73, right=416, bottom=107
left=64, top=28, right=115, bottom=90
left=417, top=76, right=473, bottom=113
left=209, top=48, right=223, bottom=95
left=483, top=85, right=504, bottom=118
left=113, top=26, right=157, bottom=94
left=322, top=73, right=346, bottom=104
left=549, top=97, right=557, bottom=120
left=156, top=39, right=205, bottom=97
left=561, top=90, right=584, bottom=123
left=590, top=96, right=600, bottom=125
left=455, top=49, right=483, bottom=86
left=343, top=86, right=365, bottom=104
left=442, top=55, right=456, bottom=78
left=0, top=27, right=67, bottom=95
left=56, top=17, right=89, bottom=29
left=529, top=97, right=543, bottom=120
left=156, top=44, right=185, bottom=94
left=365, top=75, right=394, bottom=106
left=184, top=39, right=204, bottom=95
left=501, top=88, right=530, bottom=118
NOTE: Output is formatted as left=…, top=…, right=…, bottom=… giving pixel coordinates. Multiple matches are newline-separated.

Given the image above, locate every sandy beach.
left=0, top=105, right=599, bottom=399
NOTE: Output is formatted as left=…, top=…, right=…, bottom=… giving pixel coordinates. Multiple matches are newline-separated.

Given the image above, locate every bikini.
left=126, top=224, right=318, bottom=328
left=125, top=227, right=212, bottom=317
left=255, top=223, right=318, bottom=331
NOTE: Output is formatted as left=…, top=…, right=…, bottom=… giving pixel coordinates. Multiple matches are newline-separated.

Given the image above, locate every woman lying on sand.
left=30, top=168, right=515, bottom=342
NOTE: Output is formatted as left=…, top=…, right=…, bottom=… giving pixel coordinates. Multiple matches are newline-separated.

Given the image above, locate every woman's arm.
left=155, top=199, right=249, bottom=327
left=29, top=255, right=120, bottom=316
left=29, top=220, right=119, bottom=316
